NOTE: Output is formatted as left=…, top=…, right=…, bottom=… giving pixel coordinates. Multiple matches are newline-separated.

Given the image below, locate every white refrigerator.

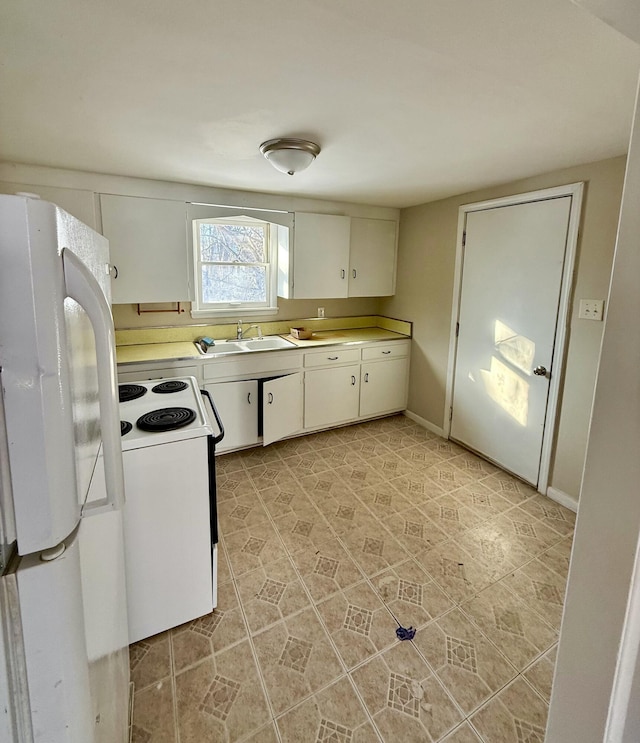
left=0, top=194, right=130, bottom=742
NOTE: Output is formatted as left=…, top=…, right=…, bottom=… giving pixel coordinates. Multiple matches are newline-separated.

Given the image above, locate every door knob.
left=533, top=365, right=548, bottom=377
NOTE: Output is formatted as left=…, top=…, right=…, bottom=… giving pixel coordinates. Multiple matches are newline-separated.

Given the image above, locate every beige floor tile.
left=384, top=507, right=449, bottom=553
left=217, top=541, right=233, bottom=586
left=470, top=676, right=548, bottom=743
left=273, top=435, right=319, bottom=456
left=171, top=585, right=247, bottom=672
left=419, top=494, right=486, bottom=539
left=519, top=493, right=577, bottom=536
left=252, top=607, right=343, bottom=715
left=278, top=450, right=334, bottom=477
left=235, top=557, right=311, bottom=634
left=378, top=451, right=430, bottom=480
left=242, top=722, right=280, bottom=742
left=502, top=559, right=568, bottom=631
left=449, top=451, right=501, bottom=477
left=412, top=608, right=517, bottom=715
left=298, top=472, right=356, bottom=503
left=218, top=491, right=270, bottom=535
left=215, top=451, right=246, bottom=476
left=291, top=536, right=364, bottom=602
left=541, top=536, right=574, bottom=580
left=239, top=445, right=285, bottom=468
left=348, top=436, right=394, bottom=458
left=357, top=482, right=414, bottom=519
left=259, top=483, right=314, bottom=520
left=440, top=722, right=484, bottom=742
left=351, top=640, right=463, bottom=742
left=414, top=542, right=494, bottom=604
left=461, top=582, right=557, bottom=670
left=273, top=509, right=335, bottom=555
left=316, top=581, right=399, bottom=669
left=492, top=506, right=565, bottom=555
left=217, top=470, right=258, bottom=502
left=334, top=462, right=388, bottom=490
left=451, top=483, right=514, bottom=520
left=428, top=439, right=467, bottom=461
left=423, top=461, right=479, bottom=494
left=276, top=675, right=378, bottom=743
left=224, top=520, right=289, bottom=578
left=458, top=518, right=537, bottom=579
left=130, top=631, right=172, bottom=692
left=340, top=521, right=409, bottom=578
left=131, top=677, right=175, bottom=743
left=480, top=472, right=538, bottom=505
left=396, top=444, right=444, bottom=469
left=313, top=493, right=371, bottom=536
left=370, top=559, right=454, bottom=628
left=390, top=473, right=446, bottom=506
left=246, top=463, right=299, bottom=492
left=523, top=645, right=557, bottom=702
left=175, top=640, right=270, bottom=743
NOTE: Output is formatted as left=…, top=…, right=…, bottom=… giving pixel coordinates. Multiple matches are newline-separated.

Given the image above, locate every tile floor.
left=130, top=414, right=575, bottom=743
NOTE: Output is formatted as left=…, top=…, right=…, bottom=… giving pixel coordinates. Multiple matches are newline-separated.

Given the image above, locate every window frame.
left=191, top=215, right=279, bottom=318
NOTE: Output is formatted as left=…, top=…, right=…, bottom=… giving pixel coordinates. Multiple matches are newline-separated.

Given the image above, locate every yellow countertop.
left=116, top=328, right=410, bottom=365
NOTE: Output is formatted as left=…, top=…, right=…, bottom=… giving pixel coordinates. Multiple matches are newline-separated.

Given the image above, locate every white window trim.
left=191, top=217, right=279, bottom=319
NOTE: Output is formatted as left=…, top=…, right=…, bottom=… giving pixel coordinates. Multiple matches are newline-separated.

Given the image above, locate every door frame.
left=443, top=182, right=584, bottom=493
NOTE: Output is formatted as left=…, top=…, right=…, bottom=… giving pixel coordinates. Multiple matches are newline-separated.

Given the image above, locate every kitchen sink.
left=195, top=341, right=248, bottom=356
left=194, top=336, right=295, bottom=355
left=241, top=336, right=296, bottom=351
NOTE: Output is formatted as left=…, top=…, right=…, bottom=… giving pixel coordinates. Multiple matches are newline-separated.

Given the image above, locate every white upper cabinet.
left=100, top=194, right=190, bottom=304
left=280, top=212, right=398, bottom=299
left=290, top=212, right=351, bottom=298
left=348, top=218, right=397, bottom=297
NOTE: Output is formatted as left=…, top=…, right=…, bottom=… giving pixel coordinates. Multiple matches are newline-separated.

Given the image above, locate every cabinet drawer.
left=361, top=342, right=409, bottom=361
left=304, top=349, right=360, bottom=368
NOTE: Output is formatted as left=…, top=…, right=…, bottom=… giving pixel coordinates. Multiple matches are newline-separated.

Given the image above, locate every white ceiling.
left=1, top=0, right=639, bottom=208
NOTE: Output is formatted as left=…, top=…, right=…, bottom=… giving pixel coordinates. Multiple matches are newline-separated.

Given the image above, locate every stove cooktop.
left=118, top=376, right=212, bottom=450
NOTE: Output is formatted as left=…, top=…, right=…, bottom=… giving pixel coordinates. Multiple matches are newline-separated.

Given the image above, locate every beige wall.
left=112, top=297, right=381, bottom=329
left=381, top=156, right=626, bottom=500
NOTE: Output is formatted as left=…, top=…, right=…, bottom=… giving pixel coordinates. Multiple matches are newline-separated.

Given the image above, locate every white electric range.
left=116, top=376, right=225, bottom=643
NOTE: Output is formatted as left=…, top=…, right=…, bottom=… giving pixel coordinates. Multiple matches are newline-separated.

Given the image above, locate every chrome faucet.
left=236, top=319, right=243, bottom=340
left=237, top=324, right=263, bottom=340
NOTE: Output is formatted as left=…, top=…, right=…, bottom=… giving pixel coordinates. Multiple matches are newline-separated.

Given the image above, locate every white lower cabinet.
left=360, top=357, right=409, bottom=417
left=204, top=380, right=259, bottom=452
left=205, top=373, right=303, bottom=451
left=304, top=366, right=361, bottom=429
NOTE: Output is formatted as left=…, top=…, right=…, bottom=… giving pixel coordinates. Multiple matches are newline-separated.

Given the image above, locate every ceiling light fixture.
left=259, top=138, right=321, bottom=176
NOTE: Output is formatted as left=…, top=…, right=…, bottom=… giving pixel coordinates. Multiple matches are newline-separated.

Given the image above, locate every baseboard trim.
left=404, top=410, right=445, bottom=438
left=546, top=486, right=579, bottom=513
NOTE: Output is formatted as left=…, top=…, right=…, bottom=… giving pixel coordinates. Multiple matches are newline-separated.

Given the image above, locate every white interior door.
left=450, top=196, right=572, bottom=485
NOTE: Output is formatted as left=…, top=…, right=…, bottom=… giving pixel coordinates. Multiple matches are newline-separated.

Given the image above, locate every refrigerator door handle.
left=62, top=248, right=125, bottom=511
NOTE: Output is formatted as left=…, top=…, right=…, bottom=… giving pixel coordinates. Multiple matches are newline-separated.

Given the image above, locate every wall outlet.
left=317, top=307, right=325, bottom=318
left=579, top=299, right=604, bottom=321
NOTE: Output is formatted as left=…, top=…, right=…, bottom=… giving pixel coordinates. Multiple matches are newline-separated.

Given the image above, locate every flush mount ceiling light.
left=259, top=138, right=321, bottom=176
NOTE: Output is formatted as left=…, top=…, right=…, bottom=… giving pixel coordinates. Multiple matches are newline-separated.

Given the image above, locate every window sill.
left=190, top=306, right=280, bottom=320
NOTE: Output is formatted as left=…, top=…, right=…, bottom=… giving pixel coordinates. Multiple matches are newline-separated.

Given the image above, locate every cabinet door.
left=304, top=366, right=360, bottom=429
left=263, top=373, right=303, bottom=446
left=293, top=213, right=350, bottom=298
left=360, top=357, right=409, bottom=417
left=100, top=194, right=189, bottom=304
left=349, top=218, right=397, bottom=297
left=205, top=381, right=259, bottom=452
left=0, top=182, right=97, bottom=228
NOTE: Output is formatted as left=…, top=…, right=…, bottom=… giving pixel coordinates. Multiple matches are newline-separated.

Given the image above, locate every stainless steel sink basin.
left=241, top=336, right=296, bottom=351
left=194, top=335, right=295, bottom=355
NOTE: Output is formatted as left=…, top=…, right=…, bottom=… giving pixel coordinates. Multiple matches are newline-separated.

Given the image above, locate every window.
left=192, top=216, right=278, bottom=316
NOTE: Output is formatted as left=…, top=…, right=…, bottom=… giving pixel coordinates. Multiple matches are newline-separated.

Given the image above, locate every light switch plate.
left=579, top=299, right=604, bottom=321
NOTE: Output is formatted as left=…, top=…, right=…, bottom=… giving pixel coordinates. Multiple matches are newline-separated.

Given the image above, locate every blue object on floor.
left=396, top=625, right=416, bottom=641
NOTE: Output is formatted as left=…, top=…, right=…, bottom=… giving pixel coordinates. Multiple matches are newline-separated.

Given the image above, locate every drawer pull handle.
left=382, top=350, right=392, bottom=355
left=247, top=392, right=251, bottom=404
left=328, top=356, right=339, bottom=360
left=268, top=392, right=274, bottom=404
left=351, top=375, right=356, bottom=385
left=364, top=373, right=369, bottom=383
left=341, top=269, right=346, bottom=279
left=352, top=269, right=357, bottom=279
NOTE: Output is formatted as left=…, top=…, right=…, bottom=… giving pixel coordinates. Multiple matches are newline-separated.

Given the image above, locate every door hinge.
left=462, top=231, right=466, bottom=248
left=455, top=322, right=459, bottom=337
left=449, top=406, right=453, bottom=422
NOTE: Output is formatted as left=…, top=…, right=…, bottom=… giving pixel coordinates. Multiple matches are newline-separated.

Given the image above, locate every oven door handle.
left=200, top=389, right=225, bottom=445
